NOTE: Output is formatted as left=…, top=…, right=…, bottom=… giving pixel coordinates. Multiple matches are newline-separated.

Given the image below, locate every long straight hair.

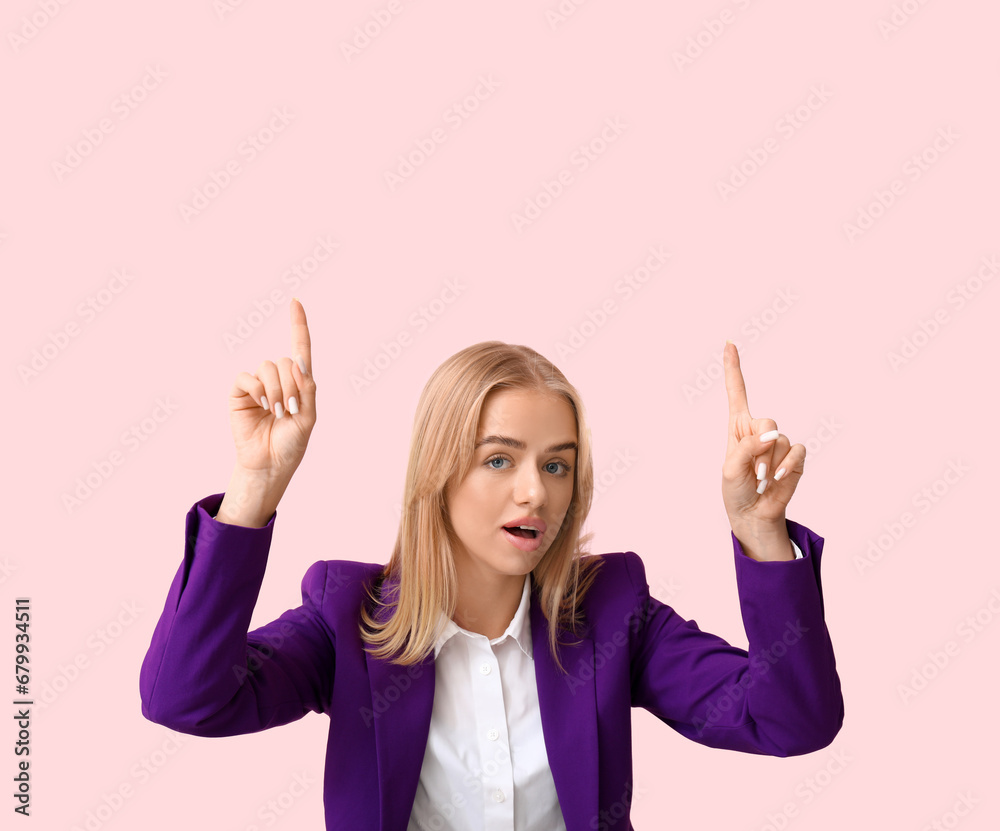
left=359, top=341, right=602, bottom=673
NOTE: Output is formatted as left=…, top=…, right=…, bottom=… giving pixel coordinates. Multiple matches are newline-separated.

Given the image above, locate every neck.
left=452, top=566, right=527, bottom=640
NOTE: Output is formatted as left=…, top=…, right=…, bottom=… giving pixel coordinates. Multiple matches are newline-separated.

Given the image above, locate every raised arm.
left=627, top=526, right=844, bottom=757
left=139, top=494, right=336, bottom=736
left=139, top=298, right=330, bottom=736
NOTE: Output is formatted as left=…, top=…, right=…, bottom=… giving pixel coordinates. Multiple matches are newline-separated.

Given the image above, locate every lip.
left=500, top=516, right=547, bottom=554
left=501, top=526, right=543, bottom=553
left=502, top=516, right=547, bottom=535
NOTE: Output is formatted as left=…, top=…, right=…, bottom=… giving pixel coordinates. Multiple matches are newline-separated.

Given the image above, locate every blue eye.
left=484, top=455, right=572, bottom=477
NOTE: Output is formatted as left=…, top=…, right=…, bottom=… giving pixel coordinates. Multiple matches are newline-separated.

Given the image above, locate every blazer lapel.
left=364, top=575, right=436, bottom=831
left=531, top=586, right=599, bottom=831
left=362, top=576, right=600, bottom=831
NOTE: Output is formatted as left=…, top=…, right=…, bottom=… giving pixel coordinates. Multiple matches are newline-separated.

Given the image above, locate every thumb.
left=723, top=428, right=779, bottom=481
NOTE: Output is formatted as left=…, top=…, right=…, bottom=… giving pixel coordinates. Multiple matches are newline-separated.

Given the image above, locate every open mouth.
left=503, top=525, right=538, bottom=539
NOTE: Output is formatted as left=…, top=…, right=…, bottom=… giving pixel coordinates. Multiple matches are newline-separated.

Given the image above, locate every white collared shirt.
left=407, top=574, right=565, bottom=831
left=406, top=541, right=802, bottom=830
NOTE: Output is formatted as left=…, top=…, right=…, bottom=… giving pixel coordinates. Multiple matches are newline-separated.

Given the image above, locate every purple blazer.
left=139, top=493, right=844, bottom=830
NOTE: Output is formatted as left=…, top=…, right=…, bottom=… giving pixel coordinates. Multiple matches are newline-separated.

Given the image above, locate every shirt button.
left=493, top=788, right=505, bottom=803
left=480, top=662, right=492, bottom=675
left=487, top=728, right=499, bottom=741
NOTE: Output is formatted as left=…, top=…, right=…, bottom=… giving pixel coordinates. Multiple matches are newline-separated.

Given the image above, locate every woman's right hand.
left=227, top=297, right=317, bottom=487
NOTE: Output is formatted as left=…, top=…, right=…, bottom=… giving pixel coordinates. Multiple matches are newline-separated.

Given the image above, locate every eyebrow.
left=475, top=435, right=578, bottom=454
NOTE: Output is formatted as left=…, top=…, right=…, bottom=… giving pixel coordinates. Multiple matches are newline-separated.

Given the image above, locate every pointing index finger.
left=291, top=297, right=312, bottom=374
left=723, top=340, right=750, bottom=418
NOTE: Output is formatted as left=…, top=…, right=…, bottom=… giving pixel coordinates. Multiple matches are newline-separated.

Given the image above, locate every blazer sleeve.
left=139, top=493, right=336, bottom=737
left=626, top=519, right=844, bottom=756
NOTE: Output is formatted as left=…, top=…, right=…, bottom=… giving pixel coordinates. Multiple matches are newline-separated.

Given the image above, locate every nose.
left=513, top=463, right=547, bottom=509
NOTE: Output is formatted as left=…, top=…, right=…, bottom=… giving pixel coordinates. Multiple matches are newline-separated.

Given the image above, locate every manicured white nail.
left=757, top=462, right=767, bottom=480
left=274, top=401, right=284, bottom=419
left=288, top=396, right=299, bottom=414
left=296, top=354, right=307, bottom=375
left=760, top=430, right=779, bottom=442
left=774, top=467, right=786, bottom=481
left=260, top=395, right=269, bottom=411
left=756, top=478, right=768, bottom=494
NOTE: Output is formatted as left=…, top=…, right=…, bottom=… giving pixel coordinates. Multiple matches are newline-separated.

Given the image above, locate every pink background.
left=4, top=1, right=998, bottom=828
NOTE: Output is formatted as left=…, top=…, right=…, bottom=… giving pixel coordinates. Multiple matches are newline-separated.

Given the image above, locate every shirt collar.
left=432, top=574, right=533, bottom=660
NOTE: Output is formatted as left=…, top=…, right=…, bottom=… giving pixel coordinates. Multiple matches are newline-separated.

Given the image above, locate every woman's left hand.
left=721, top=341, right=806, bottom=536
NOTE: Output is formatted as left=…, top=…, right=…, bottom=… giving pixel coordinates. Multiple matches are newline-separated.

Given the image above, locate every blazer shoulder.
left=575, top=551, right=650, bottom=624
left=297, top=559, right=388, bottom=619
left=582, top=550, right=648, bottom=591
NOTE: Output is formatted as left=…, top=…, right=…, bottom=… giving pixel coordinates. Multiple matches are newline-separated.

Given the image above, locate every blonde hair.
left=359, top=341, right=602, bottom=673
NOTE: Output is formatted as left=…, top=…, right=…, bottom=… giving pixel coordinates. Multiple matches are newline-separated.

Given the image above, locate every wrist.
left=730, top=517, right=794, bottom=562
left=730, top=515, right=786, bottom=536
left=216, top=468, right=287, bottom=528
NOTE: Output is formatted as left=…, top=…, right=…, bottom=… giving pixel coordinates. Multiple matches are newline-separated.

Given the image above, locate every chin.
left=497, top=550, right=542, bottom=574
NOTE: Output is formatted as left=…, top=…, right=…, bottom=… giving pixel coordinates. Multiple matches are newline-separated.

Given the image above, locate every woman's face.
left=445, top=387, right=578, bottom=580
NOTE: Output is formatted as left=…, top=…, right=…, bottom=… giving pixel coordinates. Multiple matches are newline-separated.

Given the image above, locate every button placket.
left=469, top=638, right=514, bottom=830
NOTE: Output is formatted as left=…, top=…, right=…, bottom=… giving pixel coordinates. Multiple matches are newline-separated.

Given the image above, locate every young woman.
left=139, top=298, right=843, bottom=831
